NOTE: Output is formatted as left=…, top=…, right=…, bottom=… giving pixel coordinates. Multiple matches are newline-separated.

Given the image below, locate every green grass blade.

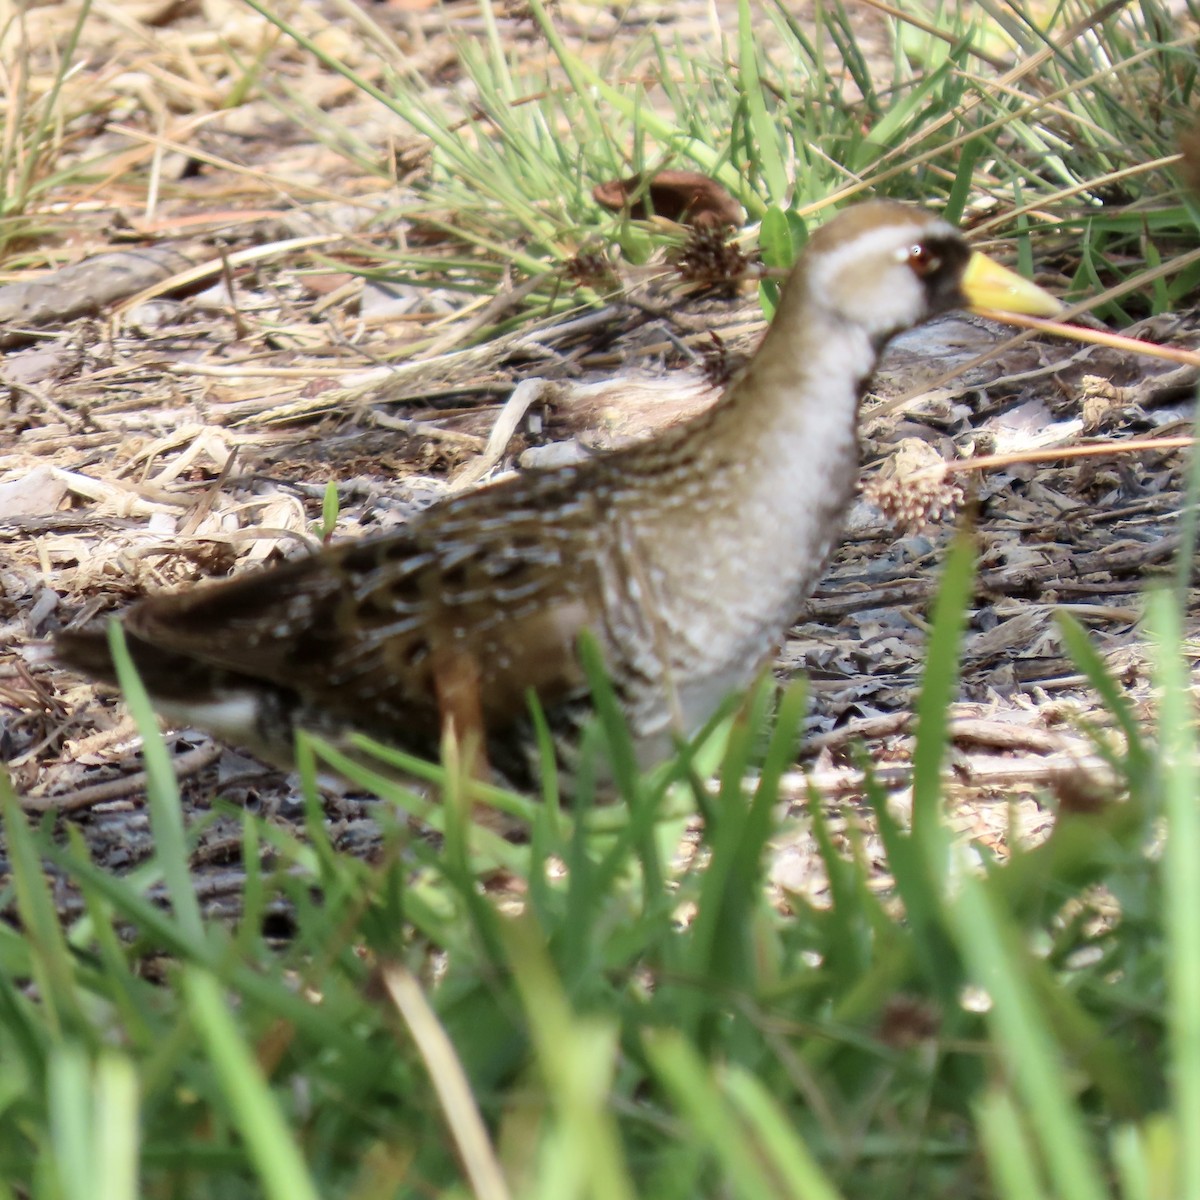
left=48, top=1046, right=92, bottom=1200
left=643, top=1030, right=781, bottom=1200
left=499, top=916, right=635, bottom=1200
left=949, top=871, right=1109, bottom=1200
left=943, top=135, right=982, bottom=225
left=682, top=681, right=777, bottom=1044
left=976, top=1087, right=1049, bottom=1200
left=758, top=203, right=797, bottom=316
left=722, top=1066, right=845, bottom=1200
left=1, top=784, right=85, bottom=1038
left=1110, top=1120, right=1160, bottom=1200
left=737, top=0, right=788, bottom=203
left=911, top=533, right=975, bottom=841
left=1055, top=611, right=1151, bottom=781
left=1147, top=587, right=1200, bottom=1198
left=523, top=0, right=607, bottom=150
left=106, top=622, right=204, bottom=945
left=17, top=0, right=93, bottom=207
left=859, top=751, right=956, bottom=1001
left=183, top=968, right=321, bottom=1200
left=94, top=1054, right=139, bottom=1200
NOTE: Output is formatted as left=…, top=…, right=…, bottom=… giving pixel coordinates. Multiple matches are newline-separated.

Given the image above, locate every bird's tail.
left=55, top=624, right=214, bottom=701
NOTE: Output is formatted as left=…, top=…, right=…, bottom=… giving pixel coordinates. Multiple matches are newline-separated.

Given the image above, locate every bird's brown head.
left=798, top=199, right=1060, bottom=343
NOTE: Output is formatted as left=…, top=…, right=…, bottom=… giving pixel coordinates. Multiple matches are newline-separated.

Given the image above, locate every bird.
left=56, top=200, right=1061, bottom=791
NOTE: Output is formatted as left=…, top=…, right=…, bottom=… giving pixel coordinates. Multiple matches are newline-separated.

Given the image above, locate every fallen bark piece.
left=0, top=247, right=194, bottom=344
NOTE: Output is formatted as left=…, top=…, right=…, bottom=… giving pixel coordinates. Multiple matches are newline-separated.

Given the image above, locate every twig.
left=31, top=742, right=224, bottom=813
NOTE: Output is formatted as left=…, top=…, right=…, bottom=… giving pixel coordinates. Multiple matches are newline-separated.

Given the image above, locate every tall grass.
left=242, top=0, right=1200, bottom=337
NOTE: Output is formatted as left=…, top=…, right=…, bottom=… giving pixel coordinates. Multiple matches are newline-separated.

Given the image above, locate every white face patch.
left=808, top=216, right=957, bottom=338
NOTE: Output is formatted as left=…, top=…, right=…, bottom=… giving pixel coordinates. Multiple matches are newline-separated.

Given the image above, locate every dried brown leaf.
left=592, top=170, right=743, bottom=228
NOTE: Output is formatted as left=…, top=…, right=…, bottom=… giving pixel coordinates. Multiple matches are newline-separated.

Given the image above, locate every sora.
left=57, top=201, right=1060, bottom=788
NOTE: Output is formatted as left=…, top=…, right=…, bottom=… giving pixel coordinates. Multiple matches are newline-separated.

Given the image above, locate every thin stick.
left=943, top=436, right=1194, bottom=476
left=972, top=310, right=1200, bottom=368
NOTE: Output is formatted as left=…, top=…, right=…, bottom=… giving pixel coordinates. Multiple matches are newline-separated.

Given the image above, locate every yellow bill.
left=961, top=250, right=1062, bottom=317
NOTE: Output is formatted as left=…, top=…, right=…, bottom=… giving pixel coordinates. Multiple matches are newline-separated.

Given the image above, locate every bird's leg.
left=430, top=640, right=495, bottom=822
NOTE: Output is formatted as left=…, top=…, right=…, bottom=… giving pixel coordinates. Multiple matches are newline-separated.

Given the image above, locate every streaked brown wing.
left=121, top=476, right=606, bottom=737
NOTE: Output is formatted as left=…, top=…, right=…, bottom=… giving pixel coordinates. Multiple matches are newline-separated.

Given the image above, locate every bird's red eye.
left=907, top=243, right=941, bottom=276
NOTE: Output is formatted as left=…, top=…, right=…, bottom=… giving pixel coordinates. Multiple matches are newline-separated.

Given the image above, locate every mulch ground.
left=1, top=0, right=1195, bottom=914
